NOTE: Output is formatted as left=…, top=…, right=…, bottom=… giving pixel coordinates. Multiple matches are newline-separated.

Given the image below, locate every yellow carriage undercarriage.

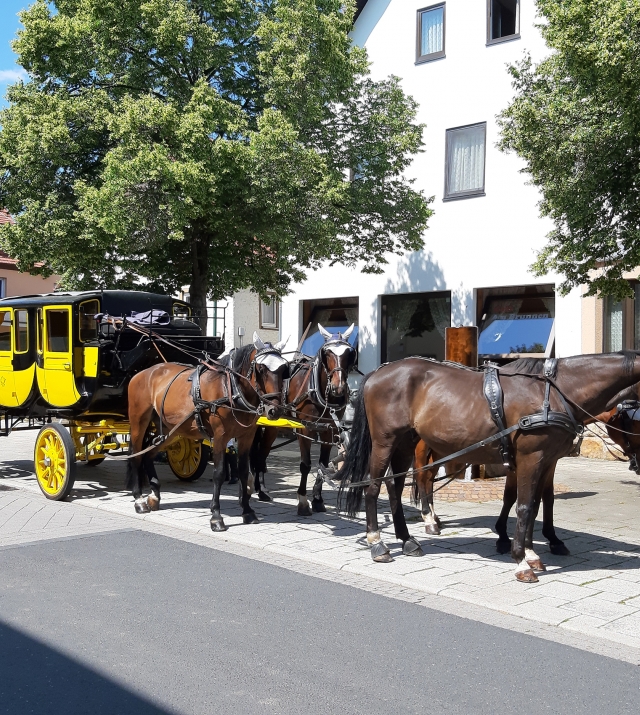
left=33, top=415, right=304, bottom=500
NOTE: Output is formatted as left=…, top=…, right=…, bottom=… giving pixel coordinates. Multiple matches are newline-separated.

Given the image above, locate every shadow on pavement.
left=0, top=621, right=175, bottom=715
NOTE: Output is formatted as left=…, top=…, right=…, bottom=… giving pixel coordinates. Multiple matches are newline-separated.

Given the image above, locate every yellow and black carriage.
left=0, top=289, right=227, bottom=499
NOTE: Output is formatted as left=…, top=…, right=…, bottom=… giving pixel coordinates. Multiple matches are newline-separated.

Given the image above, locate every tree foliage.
left=498, top=0, right=640, bottom=299
left=0, top=0, right=431, bottom=318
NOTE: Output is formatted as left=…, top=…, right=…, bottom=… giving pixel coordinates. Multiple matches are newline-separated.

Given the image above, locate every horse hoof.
left=242, top=512, right=259, bottom=525
left=311, top=499, right=326, bottom=513
left=135, top=501, right=151, bottom=514
left=403, top=536, right=423, bottom=557
left=424, top=523, right=441, bottom=536
left=496, top=538, right=511, bottom=554
left=210, top=518, right=227, bottom=532
left=527, top=559, right=546, bottom=572
left=515, top=569, right=539, bottom=583
left=297, top=505, right=313, bottom=517
left=371, top=541, right=392, bottom=563
left=549, top=542, right=571, bottom=556
left=147, top=495, right=160, bottom=511
left=257, top=490, right=273, bottom=502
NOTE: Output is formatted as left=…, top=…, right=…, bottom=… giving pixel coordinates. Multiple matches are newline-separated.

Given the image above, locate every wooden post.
left=445, top=327, right=480, bottom=479
left=445, top=326, right=478, bottom=367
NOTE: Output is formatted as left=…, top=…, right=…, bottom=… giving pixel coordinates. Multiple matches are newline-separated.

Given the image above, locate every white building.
left=278, top=0, right=613, bottom=372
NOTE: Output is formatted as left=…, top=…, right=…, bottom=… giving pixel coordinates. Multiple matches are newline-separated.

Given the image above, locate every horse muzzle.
left=260, top=402, right=284, bottom=421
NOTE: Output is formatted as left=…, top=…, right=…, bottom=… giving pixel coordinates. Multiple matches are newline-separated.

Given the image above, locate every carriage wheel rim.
left=167, top=437, right=202, bottom=478
left=35, top=429, right=68, bottom=496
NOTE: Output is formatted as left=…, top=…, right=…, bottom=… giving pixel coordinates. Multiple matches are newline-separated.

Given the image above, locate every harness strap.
left=482, top=365, right=514, bottom=468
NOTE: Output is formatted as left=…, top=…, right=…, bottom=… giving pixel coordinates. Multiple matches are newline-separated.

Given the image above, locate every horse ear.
left=342, top=323, right=355, bottom=340
left=318, top=324, right=332, bottom=340
left=275, top=336, right=289, bottom=352
left=253, top=332, right=266, bottom=350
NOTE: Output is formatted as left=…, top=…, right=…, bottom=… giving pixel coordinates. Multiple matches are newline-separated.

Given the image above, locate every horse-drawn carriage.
left=0, top=289, right=233, bottom=499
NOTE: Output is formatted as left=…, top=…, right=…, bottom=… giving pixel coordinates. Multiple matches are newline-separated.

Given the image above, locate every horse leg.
left=311, top=439, right=331, bottom=513
left=127, top=402, right=154, bottom=515
left=415, top=443, right=441, bottom=535
left=209, top=438, right=228, bottom=532
left=238, top=431, right=259, bottom=524
left=144, top=455, right=161, bottom=511
left=512, top=454, right=548, bottom=583
left=539, top=461, right=570, bottom=555
left=365, top=444, right=395, bottom=563
left=297, top=434, right=313, bottom=517
left=255, top=427, right=275, bottom=502
left=495, top=468, right=517, bottom=554
left=387, top=449, right=422, bottom=556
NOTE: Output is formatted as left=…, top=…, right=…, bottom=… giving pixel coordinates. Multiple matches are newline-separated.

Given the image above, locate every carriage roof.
left=0, top=289, right=188, bottom=315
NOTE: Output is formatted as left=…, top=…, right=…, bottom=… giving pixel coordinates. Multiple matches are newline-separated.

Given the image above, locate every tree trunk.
left=189, top=231, right=210, bottom=332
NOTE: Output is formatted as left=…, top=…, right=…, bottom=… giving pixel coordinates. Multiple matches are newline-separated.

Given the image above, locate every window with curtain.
left=444, top=123, right=486, bottom=199
left=605, top=297, right=624, bottom=352
left=260, top=294, right=279, bottom=330
left=417, top=4, right=445, bottom=63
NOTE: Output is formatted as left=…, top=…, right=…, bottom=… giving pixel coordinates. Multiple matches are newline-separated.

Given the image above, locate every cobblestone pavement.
left=2, top=429, right=640, bottom=660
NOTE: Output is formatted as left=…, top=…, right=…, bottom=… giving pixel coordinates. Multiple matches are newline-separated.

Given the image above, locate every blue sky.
left=0, top=1, right=30, bottom=108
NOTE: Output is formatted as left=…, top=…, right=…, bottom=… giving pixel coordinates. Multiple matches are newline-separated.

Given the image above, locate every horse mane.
left=501, top=357, right=544, bottom=374
left=220, top=343, right=255, bottom=374
left=620, top=350, right=637, bottom=376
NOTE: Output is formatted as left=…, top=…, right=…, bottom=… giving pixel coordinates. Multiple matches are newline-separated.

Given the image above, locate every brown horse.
left=413, top=382, right=640, bottom=554
left=126, top=334, right=289, bottom=531
left=250, top=324, right=357, bottom=515
left=337, top=352, right=640, bottom=582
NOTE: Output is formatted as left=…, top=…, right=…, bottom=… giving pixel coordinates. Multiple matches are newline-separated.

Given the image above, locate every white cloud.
left=0, top=68, right=28, bottom=83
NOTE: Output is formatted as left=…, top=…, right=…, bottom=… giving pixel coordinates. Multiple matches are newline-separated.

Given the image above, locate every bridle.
left=320, top=338, right=356, bottom=403
left=242, top=345, right=289, bottom=415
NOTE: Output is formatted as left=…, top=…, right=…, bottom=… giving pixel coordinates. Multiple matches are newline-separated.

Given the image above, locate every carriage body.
left=0, top=290, right=226, bottom=495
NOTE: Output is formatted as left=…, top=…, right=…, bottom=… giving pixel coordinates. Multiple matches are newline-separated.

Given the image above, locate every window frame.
left=78, top=299, right=100, bottom=343
left=0, top=309, right=12, bottom=354
left=259, top=293, right=279, bottom=330
left=486, top=0, right=521, bottom=46
left=416, top=3, right=446, bottom=65
left=443, top=122, right=487, bottom=201
left=14, top=309, right=29, bottom=354
left=0, top=278, right=6, bottom=299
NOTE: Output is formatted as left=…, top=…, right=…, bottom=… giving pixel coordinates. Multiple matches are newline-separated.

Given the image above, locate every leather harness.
left=482, top=358, right=583, bottom=470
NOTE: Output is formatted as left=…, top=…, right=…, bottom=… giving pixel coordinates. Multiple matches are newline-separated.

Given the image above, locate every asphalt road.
left=1, top=530, right=639, bottom=715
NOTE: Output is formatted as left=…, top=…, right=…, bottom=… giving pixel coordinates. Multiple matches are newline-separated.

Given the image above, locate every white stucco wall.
left=280, top=0, right=583, bottom=372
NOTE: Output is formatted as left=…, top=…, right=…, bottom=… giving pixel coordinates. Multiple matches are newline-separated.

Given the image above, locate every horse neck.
left=557, top=354, right=640, bottom=416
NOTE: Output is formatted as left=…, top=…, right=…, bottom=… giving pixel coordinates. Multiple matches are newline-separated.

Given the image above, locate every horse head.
left=250, top=332, right=289, bottom=420
left=317, top=323, right=357, bottom=400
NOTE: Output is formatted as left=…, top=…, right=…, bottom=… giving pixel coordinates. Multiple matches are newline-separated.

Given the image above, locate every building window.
left=444, top=123, right=486, bottom=200
left=0, top=278, right=5, bottom=298
left=260, top=294, right=279, bottom=330
left=381, top=291, right=451, bottom=363
left=416, top=4, right=445, bottom=63
left=603, top=290, right=640, bottom=352
left=477, top=285, right=555, bottom=360
left=487, top=0, right=520, bottom=44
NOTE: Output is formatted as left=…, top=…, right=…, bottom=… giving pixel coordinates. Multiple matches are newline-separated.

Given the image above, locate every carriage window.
left=37, top=309, right=43, bottom=352
left=47, top=310, right=70, bottom=353
left=79, top=300, right=99, bottom=342
left=0, top=311, right=11, bottom=352
left=14, top=310, right=28, bottom=353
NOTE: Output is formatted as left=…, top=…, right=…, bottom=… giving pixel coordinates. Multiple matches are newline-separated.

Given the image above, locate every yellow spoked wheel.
left=166, top=436, right=210, bottom=482
left=34, top=424, right=77, bottom=500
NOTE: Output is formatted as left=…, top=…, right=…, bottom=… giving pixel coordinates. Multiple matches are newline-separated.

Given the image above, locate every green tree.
left=498, top=0, right=640, bottom=299
left=0, top=0, right=431, bottom=323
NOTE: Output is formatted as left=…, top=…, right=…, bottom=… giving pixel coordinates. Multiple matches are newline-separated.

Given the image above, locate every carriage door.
left=0, top=309, right=17, bottom=406
left=41, top=306, right=80, bottom=407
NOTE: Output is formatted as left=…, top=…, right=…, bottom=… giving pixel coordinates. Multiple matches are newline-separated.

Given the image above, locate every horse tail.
left=337, top=373, right=373, bottom=518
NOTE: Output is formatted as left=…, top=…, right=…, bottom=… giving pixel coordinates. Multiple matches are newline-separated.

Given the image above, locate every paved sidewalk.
left=2, top=429, right=640, bottom=655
